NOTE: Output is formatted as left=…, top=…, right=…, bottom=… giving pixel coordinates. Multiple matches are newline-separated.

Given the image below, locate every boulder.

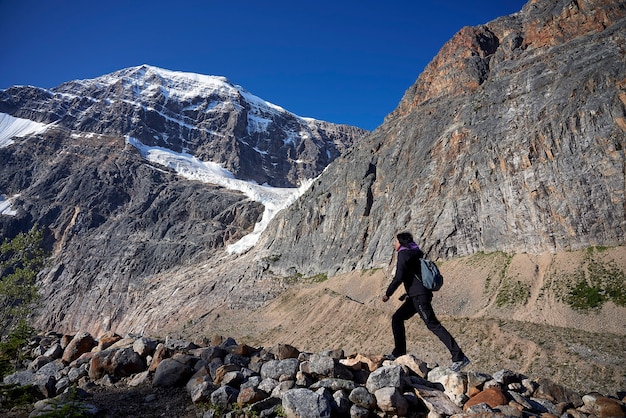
left=148, top=343, right=168, bottom=372
left=152, top=358, right=193, bottom=387
left=260, top=358, right=299, bottom=381
left=282, top=388, right=332, bottom=418
left=534, top=377, right=582, bottom=407
left=464, top=387, right=508, bottom=411
left=348, top=386, right=377, bottom=409
left=132, top=337, right=158, bottom=357
left=62, top=332, right=95, bottom=363
left=269, top=343, right=300, bottom=360
left=210, top=385, right=239, bottom=409
left=366, top=364, right=405, bottom=393
left=95, top=331, right=122, bottom=351
left=374, top=386, right=409, bottom=416
left=582, top=393, right=626, bottom=418
left=413, top=383, right=463, bottom=416
left=395, top=353, right=429, bottom=378
left=237, top=386, right=269, bottom=406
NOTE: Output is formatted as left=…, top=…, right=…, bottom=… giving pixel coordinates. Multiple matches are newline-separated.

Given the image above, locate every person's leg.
left=415, top=300, right=465, bottom=361
left=391, top=299, right=417, bottom=357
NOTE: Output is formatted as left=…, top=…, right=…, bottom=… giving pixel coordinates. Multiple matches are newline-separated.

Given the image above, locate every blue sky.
left=0, top=0, right=527, bottom=131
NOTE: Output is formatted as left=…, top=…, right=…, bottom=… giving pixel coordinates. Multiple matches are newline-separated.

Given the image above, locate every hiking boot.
left=450, top=356, right=470, bottom=372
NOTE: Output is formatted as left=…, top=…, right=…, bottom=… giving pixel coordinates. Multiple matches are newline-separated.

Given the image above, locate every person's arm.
left=382, top=252, right=407, bottom=302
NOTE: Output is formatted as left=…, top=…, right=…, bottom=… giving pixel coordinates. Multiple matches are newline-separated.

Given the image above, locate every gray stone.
left=33, top=374, right=56, bottom=398
left=270, top=380, right=295, bottom=398
left=43, top=343, right=64, bottom=360
left=260, top=358, right=299, bottom=381
left=309, top=378, right=356, bottom=391
left=332, top=390, right=351, bottom=415
left=241, top=375, right=262, bottom=390
left=374, top=386, right=408, bottom=416
left=67, top=364, right=88, bottom=383
left=257, top=377, right=279, bottom=395
left=282, top=388, right=332, bottom=418
left=349, top=386, right=377, bottom=409
left=304, top=355, right=353, bottom=381
left=3, top=370, right=35, bottom=386
left=133, top=337, right=158, bottom=357
left=35, top=359, right=65, bottom=380
left=413, top=383, right=463, bottom=416
left=152, top=358, right=193, bottom=387
left=491, top=369, right=521, bottom=386
left=55, top=377, right=70, bottom=394
left=349, top=404, right=370, bottom=418
left=27, top=356, right=52, bottom=372
left=111, top=348, right=146, bottom=377
left=222, top=371, right=244, bottom=387
left=210, top=385, right=239, bottom=409
left=365, top=365, right=405, bottom=393
left=190, top=380, right=218, bottom=404
left=529, top=397, right=559, bottom=415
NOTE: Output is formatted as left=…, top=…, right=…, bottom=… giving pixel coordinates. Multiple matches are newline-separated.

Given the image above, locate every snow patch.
left=126, top=137, right=312, bottom=254
left=0, top=194, right=20, bottom=216
left=0, top=113, right=49, bottom=148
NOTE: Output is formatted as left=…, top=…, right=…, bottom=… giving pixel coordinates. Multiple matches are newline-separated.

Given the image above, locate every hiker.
left=382, top=232, right=470, bottom=372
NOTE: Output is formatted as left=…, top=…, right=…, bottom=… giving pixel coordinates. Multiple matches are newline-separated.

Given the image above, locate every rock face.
left=256, top=0, right=626, bottom=276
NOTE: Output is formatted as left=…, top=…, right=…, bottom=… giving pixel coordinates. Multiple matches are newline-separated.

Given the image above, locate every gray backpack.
left=419, top=258, right=444, bottom=291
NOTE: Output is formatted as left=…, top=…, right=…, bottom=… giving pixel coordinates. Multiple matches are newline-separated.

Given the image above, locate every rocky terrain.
left=0, top=0, right=625, bottom=412
left=2, top=330, right=625, bottom=417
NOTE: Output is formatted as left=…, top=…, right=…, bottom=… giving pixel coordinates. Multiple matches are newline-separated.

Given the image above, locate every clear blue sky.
left=0, top=0, right=527, bottom=131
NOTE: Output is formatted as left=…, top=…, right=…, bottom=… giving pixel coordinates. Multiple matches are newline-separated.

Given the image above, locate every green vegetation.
left=0, top=383, right=38, bottom=412
left=552, top=247, right=626, bottom=311
left=564, top=249, right=626, bottom=311
left=262, top=253, right=282, bottom=263
left=35, top=387, right=93, bottom=417
left=282, top=271, right=328, bottom=285
left=465, top=250, right=512, bottom=294
left=496, top=280, right=530, bottom=307
left=0, top=226, right=48, bottom=378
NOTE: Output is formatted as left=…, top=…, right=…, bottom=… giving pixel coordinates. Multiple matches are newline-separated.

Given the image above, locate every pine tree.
left=0, top=226, right=48, bottom=376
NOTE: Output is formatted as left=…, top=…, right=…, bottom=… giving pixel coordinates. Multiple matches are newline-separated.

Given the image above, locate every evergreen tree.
left=0, top=226, right=48, bottom=375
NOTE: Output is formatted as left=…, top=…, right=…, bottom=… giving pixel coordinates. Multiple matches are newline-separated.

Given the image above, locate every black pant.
left=391, top=296, right=465, bottom=361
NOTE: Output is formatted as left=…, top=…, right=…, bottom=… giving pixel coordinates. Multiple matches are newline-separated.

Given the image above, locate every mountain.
left=0, top=66, right=365, bottom=334
left=0, top=65, right=366, bottom=188
left=255, top=0, right=626, bottom=274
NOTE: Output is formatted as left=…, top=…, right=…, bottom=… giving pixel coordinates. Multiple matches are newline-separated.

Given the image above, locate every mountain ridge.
left=0, top=66, right=365, bottom=336
left=1, top=64, right=367, bottom=188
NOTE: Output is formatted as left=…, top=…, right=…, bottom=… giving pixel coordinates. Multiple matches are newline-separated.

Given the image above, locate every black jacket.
left=385, top=246, right=430, bottom=299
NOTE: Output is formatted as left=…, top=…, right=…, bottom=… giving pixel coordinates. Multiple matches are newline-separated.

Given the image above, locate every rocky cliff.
left=256, top=0, right=626, bottom=276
